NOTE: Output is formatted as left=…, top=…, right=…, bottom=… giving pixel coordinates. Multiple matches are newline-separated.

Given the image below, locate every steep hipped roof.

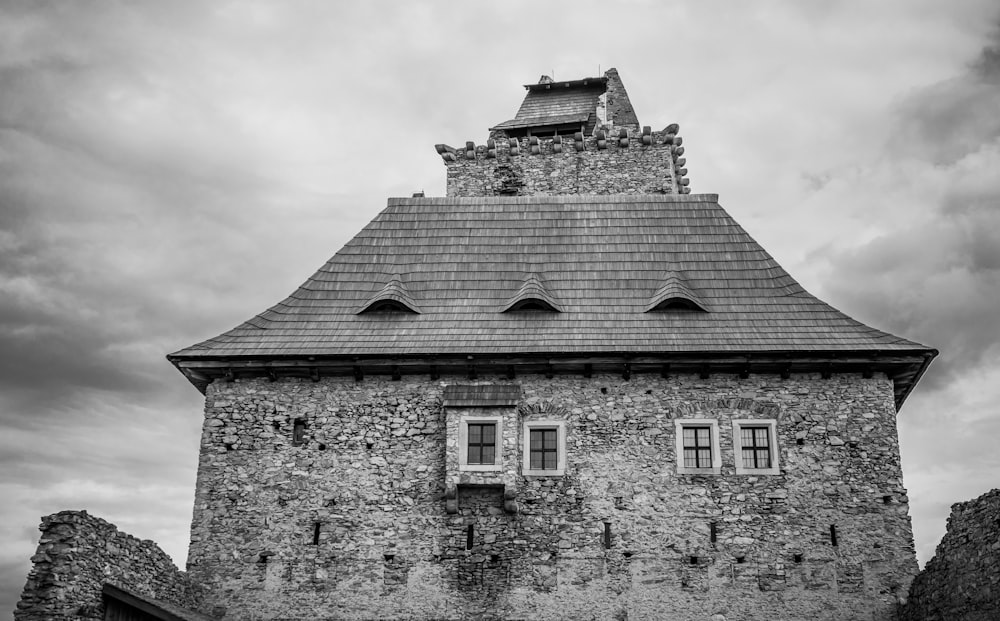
left=171, top=194, right=931, bottom=359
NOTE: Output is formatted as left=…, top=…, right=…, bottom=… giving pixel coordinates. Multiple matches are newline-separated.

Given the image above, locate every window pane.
left=543, top=430, right=557, bottom=449
left=530, top=430, right=542, bottom=450
left=482, top=424, right=495, bottom=443
left=543, top=450, right=557, bottom=470
left=756, top=448, right=770, bottom=468
left=683, top=449, right=697, bottom=468
left=754, top=427, right=769, bottom=447
left=468, top=445, right=479, bottom=464
left=482, top=445, right=495, bottom=465
left=695, top=427, right=709, bottom=445
left=530, top=451, right=542, bottom=469
left=469, top=424, right=481, bottom=443
left=683, top=428, right=695, bottom=445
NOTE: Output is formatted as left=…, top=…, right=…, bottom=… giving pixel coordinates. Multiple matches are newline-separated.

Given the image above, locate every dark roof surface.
left=491, top=83, right=604, bottom=131
left=102, top=584, right=214, bottom=621
left=443, top=384, right=522, bottom=407
left=171, top=195, right=933, bottom=359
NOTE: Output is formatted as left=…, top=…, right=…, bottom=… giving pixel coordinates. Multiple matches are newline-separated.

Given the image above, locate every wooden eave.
left=168, top=348, right=937, bottom=411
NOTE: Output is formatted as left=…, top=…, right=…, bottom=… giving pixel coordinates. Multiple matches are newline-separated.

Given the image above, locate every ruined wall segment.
left=439, top=127, right=689, bottom=198
left=15, top=511, right=204, bottom=621
left=902, top=488, right=1000, bottom=621
left=186, top=372, right=917, bottom=621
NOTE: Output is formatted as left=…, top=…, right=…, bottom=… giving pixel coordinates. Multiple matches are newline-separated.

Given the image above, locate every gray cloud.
left=3, top=2, right=1000, bottom=618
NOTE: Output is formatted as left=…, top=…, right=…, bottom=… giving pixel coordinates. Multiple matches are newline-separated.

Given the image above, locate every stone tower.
left=16, top=68, right=938, bottom=621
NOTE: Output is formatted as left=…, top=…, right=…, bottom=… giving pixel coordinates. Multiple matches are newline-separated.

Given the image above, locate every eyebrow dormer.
left=645, top=270, right=708, bottom=313
left=357, top=273, right=420, bottom=314
left=502, top=273, right=562, bottom=313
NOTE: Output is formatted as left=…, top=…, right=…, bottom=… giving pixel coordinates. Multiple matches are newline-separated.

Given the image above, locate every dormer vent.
left=645, top=270, right=707, bottom=313
left=502, top=273, right=562, bottom=313
left=358, top=273, right=420, bottom=314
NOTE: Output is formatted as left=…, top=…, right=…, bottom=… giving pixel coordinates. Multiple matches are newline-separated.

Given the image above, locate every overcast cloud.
left=2, top=2, right=999, bottom=617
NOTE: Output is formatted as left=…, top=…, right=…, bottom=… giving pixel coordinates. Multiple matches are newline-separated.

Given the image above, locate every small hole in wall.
left=490, top=554, right=500, bottom=563
left=466, top=525, right=474, bottom=550
left=829, top=524, right=839, bottom=547
left=312, top=522, right=321, bottom=545
left=882, top=495, right=892, bottom=504
left=600, top=387, right=607, bottom=394
left=645, top=389, right=652, bottom=394
left=318, top=443, right=327, bottom=451
left=794, top=553, right=803, bottom=564
left=689, top=556, right=698, bottom=565
left=292, top=419, right=306, bottom=446
left=622, top=550, right=634, bottom=558
left=224, top=443, right=234, bottom=452
left=272, top=421, right=280, bottom=430
left=735, top=555, right=746, bottom=564
left=366, top=441, right=374, bottom=450
left=710, top=522, right=717, bottom=543
left=383, top=553, right=395, bottom=563
left=796, top=438, right=805, bottom=446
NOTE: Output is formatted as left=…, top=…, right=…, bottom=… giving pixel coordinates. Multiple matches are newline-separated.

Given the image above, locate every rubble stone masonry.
left=15, top=510, right=203, bottom=620
left=443, top=130, right=685, bottom=197
left=901, top=488, right=1000, bottom=621
left=187, top=372, right=917, bottom=620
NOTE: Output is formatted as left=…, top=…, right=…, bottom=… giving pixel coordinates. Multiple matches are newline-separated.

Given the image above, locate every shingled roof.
left=170, top=194, right=935, bottom=406
left=490, top=77, right=605, bottom=134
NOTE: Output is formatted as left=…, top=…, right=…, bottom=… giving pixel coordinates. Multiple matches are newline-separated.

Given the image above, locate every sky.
left=1, top=1, right=999, bottom=617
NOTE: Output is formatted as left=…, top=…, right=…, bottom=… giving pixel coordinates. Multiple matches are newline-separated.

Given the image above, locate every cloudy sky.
left=2, top=0, right=999, bottom=616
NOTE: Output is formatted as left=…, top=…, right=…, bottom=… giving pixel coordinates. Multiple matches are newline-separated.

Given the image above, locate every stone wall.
left=901, top=488, right=1000, bottom=621
left=15, top=510, right=204, bottom=620
left=187, top=371, right=918, bottom=620
left=440, top=128, right=688, bottom=197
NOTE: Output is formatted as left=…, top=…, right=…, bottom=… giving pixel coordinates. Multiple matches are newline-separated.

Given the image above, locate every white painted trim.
left=522, top=420, right=567, bottom=476
left=458, top=415, right=503, bottom=472
left=732, top=419, right=781, bottom=475
left=674, top=419, right=721, bottom=475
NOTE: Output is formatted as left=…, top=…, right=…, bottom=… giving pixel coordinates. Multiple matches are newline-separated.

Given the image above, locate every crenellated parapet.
left=436, top=124, right=691, bottom=197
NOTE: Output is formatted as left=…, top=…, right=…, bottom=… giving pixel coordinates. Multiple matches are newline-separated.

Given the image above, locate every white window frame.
left=458, top=415, right=503, bottom=472
left=522, top=420, right=566, bottom=476
left=674, top=419, right=721, bottom=475
left=732, top=419, right=780, bottom=475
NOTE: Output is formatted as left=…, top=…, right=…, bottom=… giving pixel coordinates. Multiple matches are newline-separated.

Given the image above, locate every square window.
left=522, top=421, right=566, bottom=476
left=674, top=419, right=721, bottom=475
left=467, top=423, right=497, bottom=465
left=732, top=420, right=780, bottom=475
left=458, top=416, right=503, bottom=472
left=529, top=428, right=558, bottom=470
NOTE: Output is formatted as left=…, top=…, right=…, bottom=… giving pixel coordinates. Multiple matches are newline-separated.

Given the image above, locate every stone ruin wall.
left=186, top=372, right=917, bottom=620
left=440, top=128, right=690, bottom=198
left=901, top=488, right=1000, bottom=621
left=15, top=510, right=203, bottom=621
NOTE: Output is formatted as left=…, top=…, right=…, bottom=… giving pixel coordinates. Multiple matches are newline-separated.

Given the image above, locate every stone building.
left=17, top=68, right=937, bottom=620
